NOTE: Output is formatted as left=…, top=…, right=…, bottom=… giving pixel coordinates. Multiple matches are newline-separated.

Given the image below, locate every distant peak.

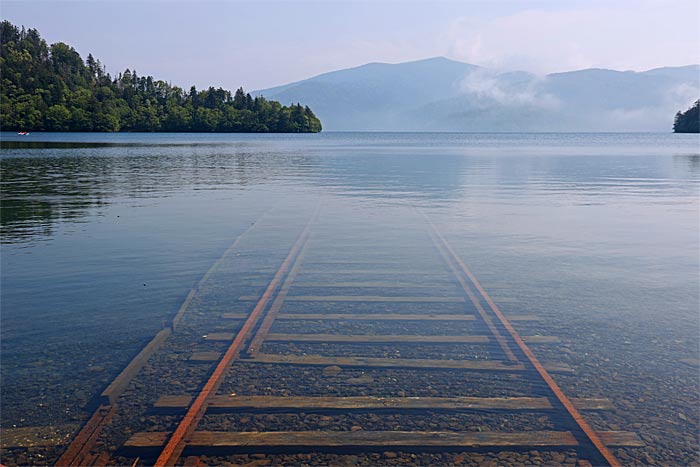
left=412, top=56, right=458, bottom=63
left=400, top=56, right=474, bottom=66
left=360, top=57, right=475, bottom=68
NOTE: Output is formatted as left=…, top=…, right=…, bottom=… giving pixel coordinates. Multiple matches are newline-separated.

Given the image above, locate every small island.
left=0, top=21, right=322, bottom=133
left=673, top=100, right=699, bottom=133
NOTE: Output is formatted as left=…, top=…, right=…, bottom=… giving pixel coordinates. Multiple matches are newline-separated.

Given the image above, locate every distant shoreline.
left=1, top=21, right=322, bottom=134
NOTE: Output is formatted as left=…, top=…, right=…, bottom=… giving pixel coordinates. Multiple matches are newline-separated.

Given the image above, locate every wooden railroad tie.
left=152, top=395, right=615, bottom=412
left=275, top=313, right=476, bottom=321
left=222, top=313, right=539, bottom=321
left=292, top=282, right=461, bottom=288
left=247, top=354, right=578, bottom=373
left=263, top=333, right=559, bottom=344
left=239, top=295, right=466, bottom=303
left=298, top=269, right=451, bottom=275
left=125, top=430, right=643, bottom=451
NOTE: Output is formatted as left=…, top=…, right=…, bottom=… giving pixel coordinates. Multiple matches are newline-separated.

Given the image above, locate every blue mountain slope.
left=255, top=58, right=699, bottom=131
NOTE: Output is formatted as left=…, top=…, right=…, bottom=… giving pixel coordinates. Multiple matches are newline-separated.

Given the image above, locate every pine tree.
left=0, top=21, right=322, bottom=133
left=673, top=100, right=700, bottom=133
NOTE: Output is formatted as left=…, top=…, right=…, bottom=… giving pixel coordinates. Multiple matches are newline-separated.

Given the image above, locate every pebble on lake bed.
left=322, top=365, right=342, bottom=377
left=346, top=375, right=374, bottom=385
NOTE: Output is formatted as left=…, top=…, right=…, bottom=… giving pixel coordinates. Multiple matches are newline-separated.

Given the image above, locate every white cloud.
left=459, top=69, right=560, bottom=109
left=445, top=1, right=700, bottom=74
left=667, top=83, right=700, bottom=109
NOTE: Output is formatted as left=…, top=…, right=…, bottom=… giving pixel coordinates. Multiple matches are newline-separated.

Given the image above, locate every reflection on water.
left=2, top=133, right=698, bottom=244
left=0, top=132, right=698, bottom=465
left=0, top=145, right=320, bottom=243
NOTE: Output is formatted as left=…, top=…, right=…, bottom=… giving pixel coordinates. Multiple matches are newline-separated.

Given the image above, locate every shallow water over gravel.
left=1, top=132, right=698, bottom=466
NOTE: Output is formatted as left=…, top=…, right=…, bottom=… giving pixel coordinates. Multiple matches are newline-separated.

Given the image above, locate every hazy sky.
left=2, top=1, right=699, bottom=90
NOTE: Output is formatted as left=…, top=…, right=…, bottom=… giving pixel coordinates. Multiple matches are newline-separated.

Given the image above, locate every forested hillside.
left=255, top=57, right=699, bottom=132
left=673, top=100, right=699, bottom=133
left=0, top=21, right=322, bottom=132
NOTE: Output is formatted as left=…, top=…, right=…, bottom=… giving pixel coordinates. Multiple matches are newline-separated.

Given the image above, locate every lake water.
left=1, top=132, right=698, bottom=466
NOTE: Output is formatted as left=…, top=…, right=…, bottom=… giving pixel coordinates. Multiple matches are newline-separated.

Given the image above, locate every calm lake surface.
left=1, top=132, right=698, bottom=466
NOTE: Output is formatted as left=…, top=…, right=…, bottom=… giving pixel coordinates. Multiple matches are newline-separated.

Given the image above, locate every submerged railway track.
left=55, top=205, right=642, bottom=466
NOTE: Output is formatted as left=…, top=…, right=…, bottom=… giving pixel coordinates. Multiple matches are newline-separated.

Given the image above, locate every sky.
left=2, top=0, right=699, bottom=91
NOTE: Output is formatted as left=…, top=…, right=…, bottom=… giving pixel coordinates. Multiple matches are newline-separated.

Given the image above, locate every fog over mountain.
left=254, top=57, right=700, bottom=132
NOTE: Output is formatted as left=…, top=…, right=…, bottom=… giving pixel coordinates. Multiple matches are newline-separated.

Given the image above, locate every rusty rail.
left=55, top=210, right=271, bottom=467
left=70, top=205, right=636, bottom=467
left=246, top=241, right=309, bottom=357
left=54, top=405, right=116, bottom=467
left=427, top=226, right=519, bottom=362
left=424, top=214, right=623, bottom=467
left=153, top=212, right=317, bottom=467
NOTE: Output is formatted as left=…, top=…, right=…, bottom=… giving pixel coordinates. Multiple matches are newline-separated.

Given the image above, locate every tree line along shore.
left=0, top=21, right=322, bottom=133
left=2, top=20, right=696, bottom=134
left=673, top=100, right=699, bottom=133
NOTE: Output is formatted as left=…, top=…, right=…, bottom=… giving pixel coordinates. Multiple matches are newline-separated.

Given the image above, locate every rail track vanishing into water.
left=54, top=204, right=643, bottom=467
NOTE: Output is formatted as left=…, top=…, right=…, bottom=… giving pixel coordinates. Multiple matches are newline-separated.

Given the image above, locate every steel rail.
left=246, top=240, right=309, bottom=357
left=427, top=227, right=519, bottom=362
left=424, top=215, right=623, bottom=467
left=54, top=406, right=116, bottom=466
left=153, top=211, right=317, bottom=467
left=55, top=210, right=274, bottom=467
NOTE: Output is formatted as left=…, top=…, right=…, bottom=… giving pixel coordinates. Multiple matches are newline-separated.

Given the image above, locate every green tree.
left=45, top=104, right=71, bottom=130
left=673, top=100, right=700, bottom=133
left=0, top=20, right=322, bottom=133
left=93, top=112, right=120, bottom=131
left=233, top=87, right=247, bottom=110
left=69, top=107, right=92, bottom=130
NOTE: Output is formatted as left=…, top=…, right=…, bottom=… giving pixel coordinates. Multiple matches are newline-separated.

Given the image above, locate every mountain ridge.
left=254, top=57, right=700, bottom=132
